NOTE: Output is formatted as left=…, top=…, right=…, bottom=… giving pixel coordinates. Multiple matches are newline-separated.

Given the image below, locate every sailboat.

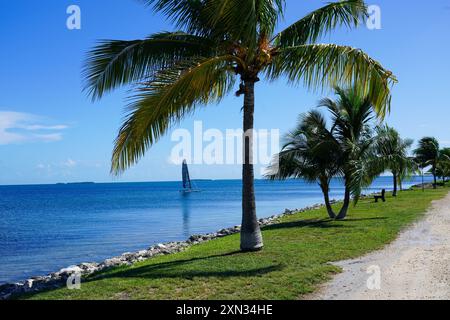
left=181, top=160, right=201, bottom=193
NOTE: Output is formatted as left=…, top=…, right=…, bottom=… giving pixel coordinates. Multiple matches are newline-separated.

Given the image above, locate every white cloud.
left=23, top=124, right=69, bottom=131
left=0, top=111, right=68, bottom=145
left=62, top=158, right=77, bottom=168
left=33, top=133, right=64, bottom=142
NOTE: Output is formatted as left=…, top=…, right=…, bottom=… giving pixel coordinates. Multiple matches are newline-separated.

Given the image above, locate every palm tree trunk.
left=336, top=187, right=350, bottom=220
left=240, top=80, right=263, bottom=252
left=320, top=182, right=336, bottom=219
left=392, top=172, right=398, bottom=197
left=433, top=166, right=437, bottom=189
left=421, top=168, right=425, bottom=192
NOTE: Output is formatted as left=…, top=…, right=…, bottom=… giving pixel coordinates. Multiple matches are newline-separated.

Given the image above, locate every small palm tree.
left=436, top=148, right=450, bottom=185
left=414, top=137, right=440, bottom=189
left=266, top=111, right=342, bottom=219
left=84, top=0, right=396, bottom=251
left=320, top=87, right=381, bottom=219
left=268, top=87, right=382, bottom=220
left=375, top=125, right=415, bottom=196
left=397, top=155, right=418, bottom=191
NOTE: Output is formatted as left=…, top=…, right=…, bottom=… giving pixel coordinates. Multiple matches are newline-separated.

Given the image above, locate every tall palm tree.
left=84, top=0, right=396, bottom=251
left=320, top=87, right=382, bottom=220
left=414, top=137, right=440, bottom=189
left=375, top=125, right=415, bottom=196
left=266, top=111, right=342, bottom=219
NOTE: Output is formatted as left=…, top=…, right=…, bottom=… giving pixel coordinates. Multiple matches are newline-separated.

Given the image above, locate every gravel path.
left=309, top=192, right=450, bottom=300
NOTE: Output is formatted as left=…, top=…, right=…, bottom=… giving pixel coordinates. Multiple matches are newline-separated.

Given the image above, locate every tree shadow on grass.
left=263, top=219, right=347, bottom=232
left=338, top=217, right=388, bottom=223
left=89, top=250, right=283, bottom=282
left=21, top=250, right=284, bottom=299
left=263, top=217, right=388, bottom=232
left=102, top=264, right=283, bottom=281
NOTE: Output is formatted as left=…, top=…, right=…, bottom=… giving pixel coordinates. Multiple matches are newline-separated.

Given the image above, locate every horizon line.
left=0, top=174, right=433, bottom=188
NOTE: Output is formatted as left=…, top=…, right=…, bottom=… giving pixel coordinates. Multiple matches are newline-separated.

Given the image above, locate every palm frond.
left=203, top=0, right=257, bottom=46
left=83, top=32, right=217, bottom=100
left=141, top=0, right=209, bottom=35
left=111, top=55, right=240, bottom=174
left=202, top=0, right=285, bottom=49
left=256, top=0, right=285, bottom=36
left=414, top=137, right=440, bottom=168
left=273, top=0, right=367, bottom=47
left=266, top=110, right=341, bottom=182
left=267, top=44, right=397, bottom=116
left=346, top=139, right=381, bottom=202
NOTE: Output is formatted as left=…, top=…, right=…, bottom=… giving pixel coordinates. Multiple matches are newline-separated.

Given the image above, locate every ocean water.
left=0, top=176, right=430, bottom=284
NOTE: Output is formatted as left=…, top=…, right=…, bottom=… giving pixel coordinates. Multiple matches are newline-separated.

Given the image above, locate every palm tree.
left=84, top=0, right=396, bottom=251
left=414, top=156, right=427, bottom=192
left=397, top=155, right=418, bottom=191
left=436, top=148, right=450, bottom=185
left=320, top=87, right=382, bottom=220
left=375, top=125, right=415, bottom=196
left=269, top=87, right=382, bottom=220
left=414, top=137, right=440, bottom=189
left=266, top=111, right=342, bottom=219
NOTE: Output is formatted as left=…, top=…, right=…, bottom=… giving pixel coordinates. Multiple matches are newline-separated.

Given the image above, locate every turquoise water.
left=0, top=177, right=430, bottom=284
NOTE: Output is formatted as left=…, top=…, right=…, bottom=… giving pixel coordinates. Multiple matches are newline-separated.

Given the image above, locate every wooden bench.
left=374, top=189, right=386, bottom=203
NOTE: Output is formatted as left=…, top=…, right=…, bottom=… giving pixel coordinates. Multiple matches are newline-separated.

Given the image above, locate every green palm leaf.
left=84, top=32, right=217, bottom=100
left=273, top=0, right=367, bottom=47
left=111, top=55, right=240, bottom=173
left=203, top=0, right=283, bottom=48
left=267, top=44, right=397, bottom=116
left=141, top=0, right=208, bottom=35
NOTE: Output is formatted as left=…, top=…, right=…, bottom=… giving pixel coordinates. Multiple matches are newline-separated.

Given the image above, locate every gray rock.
left=121, top=252, right=139, bottom=261
left=78, top=262, right=99, bottom=273
left=188, top=234, right=203, bottom=243
left=24, top=279, right=34, bottom=289
left=137, top=250, right=147, bottom=256
left=58, top=265, right=83, bottom=277
left=103, top=257, right=125, bottom=268
left=30, top=276, right=49, bottom=282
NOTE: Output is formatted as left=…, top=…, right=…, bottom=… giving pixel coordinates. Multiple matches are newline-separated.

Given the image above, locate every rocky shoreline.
left=0, top=202, right=329, bottom=300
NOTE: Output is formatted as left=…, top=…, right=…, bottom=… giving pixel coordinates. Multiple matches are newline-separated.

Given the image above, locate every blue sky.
left=1, top=0, right=449, bottom=185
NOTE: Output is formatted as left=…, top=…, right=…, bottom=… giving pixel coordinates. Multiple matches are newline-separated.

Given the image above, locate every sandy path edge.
left=306, top=192, right=450, bottom=300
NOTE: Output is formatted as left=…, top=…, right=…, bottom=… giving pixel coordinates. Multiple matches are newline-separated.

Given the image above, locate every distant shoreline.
left=56, top=182, right=95, bottom=185
left=0, top=175, right=433, bottom=188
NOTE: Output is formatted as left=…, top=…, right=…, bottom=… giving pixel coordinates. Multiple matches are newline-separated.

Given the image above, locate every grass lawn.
left=23, top=187, right=449, bottom=300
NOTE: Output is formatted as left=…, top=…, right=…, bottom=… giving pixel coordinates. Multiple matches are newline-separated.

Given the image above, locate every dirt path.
left=309, top=193, right=450, bottom=300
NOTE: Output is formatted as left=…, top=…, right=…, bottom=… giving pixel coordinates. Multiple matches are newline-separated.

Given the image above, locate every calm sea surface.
left=0, top=177, right=430, bottom=284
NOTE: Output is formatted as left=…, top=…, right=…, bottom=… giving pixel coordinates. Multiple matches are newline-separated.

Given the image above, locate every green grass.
left=23, top=187, right=449, bottom=300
